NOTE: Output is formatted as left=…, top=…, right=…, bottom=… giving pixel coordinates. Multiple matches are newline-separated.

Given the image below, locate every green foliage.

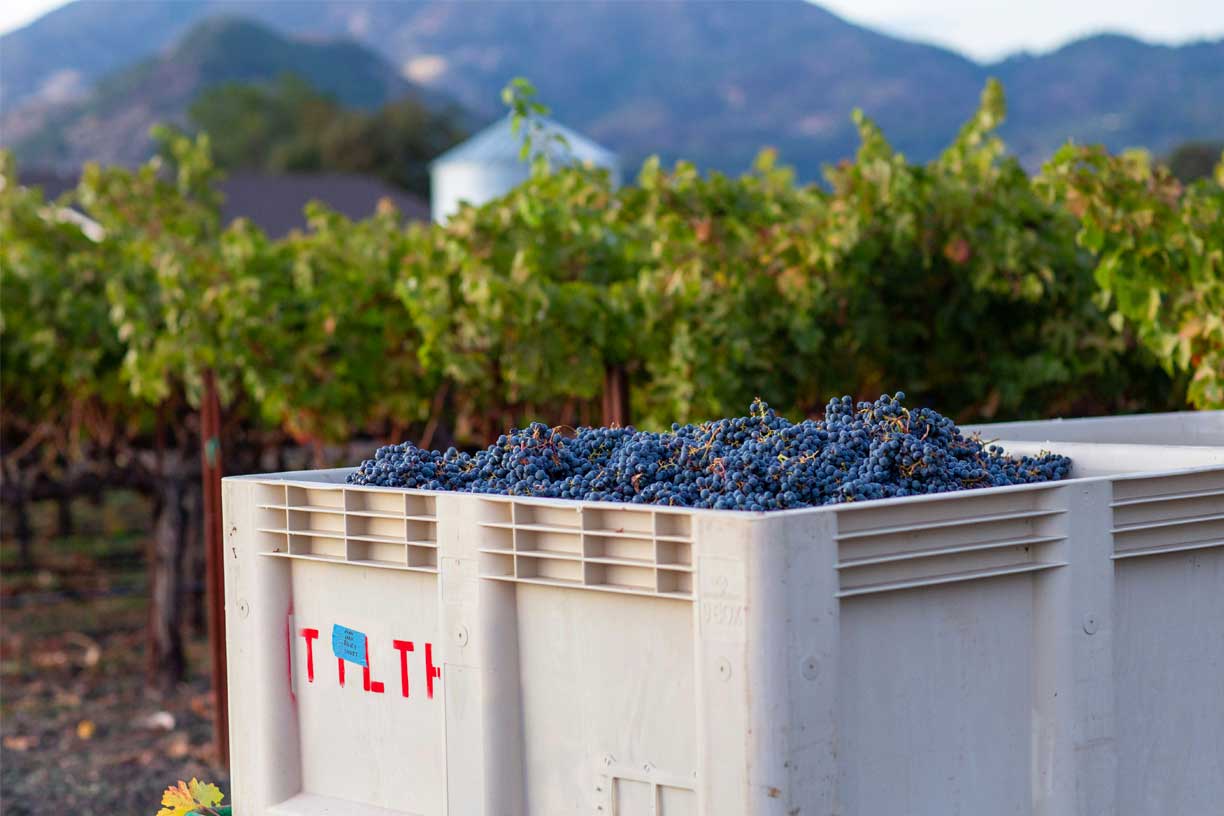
left=400, top=162, right=628, bottom=435
left=502, top=77, right=572, bottom=173
left=619, top=151, right=841, bottom=425
left=1040, top=145, right=1224, bottom=408
left=811, top=80, right=1165, bottom=419
left=76, top=127, right=237, bottom=407
left=3, top=80, right=1214, bottom=481
left=619, top=80, right=1175, bottom=423
left=238, top=201, right=435, bottom=444
left=0, top=153, right=135, bottom=461
left=502, top=78, right=548, bottom=130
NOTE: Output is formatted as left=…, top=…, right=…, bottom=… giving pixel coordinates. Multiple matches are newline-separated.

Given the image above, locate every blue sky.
left=2, top=0, right=1223, bottom=61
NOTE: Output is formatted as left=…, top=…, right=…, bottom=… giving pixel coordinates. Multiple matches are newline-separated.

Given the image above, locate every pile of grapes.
left=347, top=393, right=1071, bottom=510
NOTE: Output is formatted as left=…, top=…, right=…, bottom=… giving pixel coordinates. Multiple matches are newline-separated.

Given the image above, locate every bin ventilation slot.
left=252, top=482, right=438, bottom=573
left=837, top=561, right=1066, bottom=598
left=1111, top=475, right=1224, bottom=560
left=835, top=493, right=1066, bottom=597
left=1112, top=470, right=1224, bottom=504
left=477, top=499, right=693, bottom=600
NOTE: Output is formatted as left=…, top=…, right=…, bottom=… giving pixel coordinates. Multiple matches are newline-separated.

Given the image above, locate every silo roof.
left=430, top=114, right=618, bottom=169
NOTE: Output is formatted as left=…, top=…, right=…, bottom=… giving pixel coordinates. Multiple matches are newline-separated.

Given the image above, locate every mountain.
left=3, top=17, right=418, bottom=168
left=992, top=35, right=1224, bottom=163
left=2, top=1, right=1221, bottom=176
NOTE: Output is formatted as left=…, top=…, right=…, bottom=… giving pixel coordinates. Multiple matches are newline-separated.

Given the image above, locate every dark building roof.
left=15, top=169, right=429, bottom=238
left=18, top=168, right=78, bottom=201
left=218, top=172, right=429, bottom=237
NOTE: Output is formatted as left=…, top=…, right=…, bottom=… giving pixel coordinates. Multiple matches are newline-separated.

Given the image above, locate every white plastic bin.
left=967, top=409, right=1224, bottom=447
left=222, top=438, right=1224, bottom=816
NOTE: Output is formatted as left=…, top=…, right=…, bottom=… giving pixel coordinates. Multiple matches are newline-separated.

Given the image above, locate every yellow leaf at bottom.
left=189, top=779, right=225, bottom=808
left=156, top=778, right=224, bottom=816
left=157, top=781, right=196, bottom=816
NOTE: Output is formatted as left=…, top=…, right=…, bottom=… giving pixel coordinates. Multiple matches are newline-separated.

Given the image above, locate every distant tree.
left=187, top=75, right=331, bottom=172
left=1163, top=140, right=1224, bottom=184
left=188, top=74, right=466, bottom=197
left=316, top=97, right=468, bottom=195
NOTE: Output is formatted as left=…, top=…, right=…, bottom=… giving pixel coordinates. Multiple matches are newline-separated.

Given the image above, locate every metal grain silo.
left=429, top=114, right=620, bottom=223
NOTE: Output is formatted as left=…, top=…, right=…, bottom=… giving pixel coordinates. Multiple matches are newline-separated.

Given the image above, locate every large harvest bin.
left=221, top=437, right=1224, bottom=816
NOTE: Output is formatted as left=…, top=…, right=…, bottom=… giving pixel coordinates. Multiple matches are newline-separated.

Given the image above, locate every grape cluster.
left=347, top=393, right=1071, bottom=510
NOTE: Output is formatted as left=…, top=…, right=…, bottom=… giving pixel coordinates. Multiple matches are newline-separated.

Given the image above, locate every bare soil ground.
left=2, top=493, right=230, bottom=815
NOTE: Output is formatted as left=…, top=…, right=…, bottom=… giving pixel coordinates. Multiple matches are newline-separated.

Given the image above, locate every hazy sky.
left=821, top=0, right=1224, bottom=60
left=2, top=0, right=1222, bottom=61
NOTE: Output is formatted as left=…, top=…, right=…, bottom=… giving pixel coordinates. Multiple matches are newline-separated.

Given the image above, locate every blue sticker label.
left=331, top=623, right=368, bottom=667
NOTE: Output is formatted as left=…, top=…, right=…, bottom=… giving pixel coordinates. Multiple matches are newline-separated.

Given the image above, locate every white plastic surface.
left=968, top=409, right=1224, bottom=447
left=222, top=429, right=1224, bottom=815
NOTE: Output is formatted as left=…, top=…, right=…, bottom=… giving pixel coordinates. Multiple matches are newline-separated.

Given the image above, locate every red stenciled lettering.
left=392, top=640, right=414, bottom=697
left=300, top=628, right=319, bottom=683
left=286, top=618, right=294, bottom=701
left=298, top=628, right=437, bottom=701
left=425, top=642, right=441, bottom=699
left=363, top=640, right=385, bottom=694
